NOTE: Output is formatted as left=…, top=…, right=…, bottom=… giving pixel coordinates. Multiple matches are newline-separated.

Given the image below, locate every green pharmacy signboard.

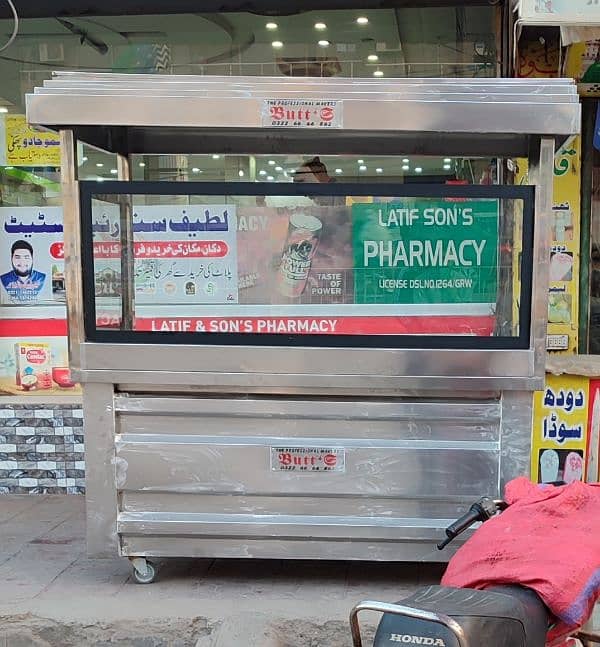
left=353, top=199, right=499, bottom=306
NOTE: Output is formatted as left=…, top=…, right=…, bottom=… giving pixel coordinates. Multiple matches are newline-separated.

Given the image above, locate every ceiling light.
left=335, top=168, right=343, bottom=174
left=443, top=164, right=452, bottom=171
left=367, top=54, right=379, bottom=62
left=268, top=160, right=276, bottom=165
left=402, top=165, right=410, bottom=171
left=259, top=170, right=267, bottom=176
left=359, top=165, right=367, bottom=171
left=357, top=159, right=364, bottom=164
left=0, top=107, right=8, bottom=113
left=238, top=170, right=245, bottom=177
left=318, top=40, right=331, bottom=48
left=402, top=158, right=409, bottom=163
left=82, top=156, right=88, bottom=162
left=356, top=16, right=369, bottom=25
left=272, top=40, right=284, bottom=49
left=110, top=169, right=118, bottom=175
left=192, top=167, right=201, bottom=173
left=138, top=162, right=146, bottom=168
left=444, top=158, right=452, bottom=163
left=267, top=175, right=274, bottom=181
left=376, top=168, right=383, bottom=173
left=266, top=22, right=278, bottom=30
left=314, top=22, right=327, bottom=30
left=415, top=167, right=423, bottom=174
left=373, top=70, right=384, bottom=77
left=275, top=166, right=283, bottom=171
left=212, top=154, right=221, bottom=160
left=96, top=177, right=104, bottom=182
left=96, top=163, right=104, bottom=168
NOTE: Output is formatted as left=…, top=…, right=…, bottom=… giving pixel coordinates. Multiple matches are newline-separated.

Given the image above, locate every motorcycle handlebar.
left=437, top=497, right=499, bottom=550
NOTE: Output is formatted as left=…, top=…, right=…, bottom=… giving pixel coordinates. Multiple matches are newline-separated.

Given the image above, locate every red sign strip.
left=0, top=319, right=68, bottom=337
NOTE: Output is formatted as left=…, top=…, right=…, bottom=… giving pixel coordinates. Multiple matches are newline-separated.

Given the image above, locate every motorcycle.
left=349, top=492, right=600, bottom=647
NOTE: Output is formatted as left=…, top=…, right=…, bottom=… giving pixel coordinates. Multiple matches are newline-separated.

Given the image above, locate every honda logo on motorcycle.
left=389, top=635, right=446, bottom=646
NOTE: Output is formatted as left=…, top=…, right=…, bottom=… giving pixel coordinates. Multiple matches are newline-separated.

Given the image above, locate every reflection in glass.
left=88, top=190, right=526, bottom=341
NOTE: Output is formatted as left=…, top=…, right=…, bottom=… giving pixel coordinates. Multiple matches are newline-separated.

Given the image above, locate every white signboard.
left=270, top=446, right=345, bottom=473
left=91, top=203, right=238, bottom=307
left=262, top=99, right=342, bottom=128
left=519, top=0, right=600, bottom=24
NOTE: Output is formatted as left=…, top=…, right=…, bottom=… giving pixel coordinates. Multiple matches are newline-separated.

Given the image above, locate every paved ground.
left=0, top=495, right=444, bottom=646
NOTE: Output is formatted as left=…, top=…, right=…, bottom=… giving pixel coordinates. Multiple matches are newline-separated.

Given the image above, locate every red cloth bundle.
left=442, top=478, right=600, bottom=645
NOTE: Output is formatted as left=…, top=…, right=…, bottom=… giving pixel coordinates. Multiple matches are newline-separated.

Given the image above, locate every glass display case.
left=25, top=72, right=579, bottom=580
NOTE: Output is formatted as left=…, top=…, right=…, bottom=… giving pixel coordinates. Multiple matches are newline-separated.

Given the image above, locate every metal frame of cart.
left=27, top=73, right=580, bottom=582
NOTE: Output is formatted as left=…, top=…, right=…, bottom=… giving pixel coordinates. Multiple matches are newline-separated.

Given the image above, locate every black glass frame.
left=80, top=181, right=535, bottom=350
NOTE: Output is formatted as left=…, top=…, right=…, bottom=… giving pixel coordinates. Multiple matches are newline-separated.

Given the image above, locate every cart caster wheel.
left=132, top=560, right=157, bottom=584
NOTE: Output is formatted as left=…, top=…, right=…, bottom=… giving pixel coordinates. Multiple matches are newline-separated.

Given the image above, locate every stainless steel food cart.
left=26, top=73, right=580, bottom=583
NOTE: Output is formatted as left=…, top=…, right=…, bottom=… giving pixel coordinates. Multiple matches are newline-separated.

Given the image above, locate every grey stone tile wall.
left=0, top=404, right=84, bottom=494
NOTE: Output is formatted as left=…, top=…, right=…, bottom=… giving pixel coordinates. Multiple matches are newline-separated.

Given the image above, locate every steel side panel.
left=112, top=394, right=504, bottom=555
left=119, top=536, right=458, bottom=562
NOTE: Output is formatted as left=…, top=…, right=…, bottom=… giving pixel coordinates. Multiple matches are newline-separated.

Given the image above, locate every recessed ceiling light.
left=275, top=166, right=283, bottom=171
left=212, top=154, right=221, bottom=160
left=0, top=107, right=8, bottom=113
left=318, top=40, right=330, bottom=47
left=192, top=167, right=201, bottom=173
left=314, top=22, right=327, bottom=30
left=259, top=170, right=267, bottom=176
left=415, top=167, right=423, bottom=174
left=110, top=169, right=118, bottom=175
left=376, top=168, right=383, bottom=173
left=357, top=159, right=364, bottom=164
left=238, top=170, right=245, bottom=177
left=359, top=165, right=367, bottom=171
left=367, top=54, right=379, bottom=62
left=443, top=164, right=452, bottom=170
left=96, top=162, right=104, bottom=168
left=444, top=158, right=452, bottom=163
left=96, top=177, right=104, bottom=182
left=402, top=158, right=409, bottom=163
left=373, top=70, right=384, bottom=77
left=268, top=160, right=276, bottom=165
left=266, top=22, right=278, bottom=30
left=272, top=40, right=284, bottom=49
left=335, top=168, right=343, bottom=174
left=402, top=165, right=410, bottom=171
left=267, top=175, right=274, bottom=181
left=356, top=16, right=369, bottom=25
left=82, top=156, right=88, bottom=162
left=138, top=162, right=145, bottom=167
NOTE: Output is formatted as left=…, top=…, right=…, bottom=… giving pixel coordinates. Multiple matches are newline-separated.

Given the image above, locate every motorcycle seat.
left=374, top=584, right=549, bottom=647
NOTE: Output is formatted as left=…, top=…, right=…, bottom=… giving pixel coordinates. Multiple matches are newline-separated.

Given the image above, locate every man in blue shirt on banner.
left=1, top=240, right=46, bottom=303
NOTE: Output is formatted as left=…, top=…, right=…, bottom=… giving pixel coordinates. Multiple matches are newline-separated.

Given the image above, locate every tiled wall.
left=0, top=403, right=84, bottom=494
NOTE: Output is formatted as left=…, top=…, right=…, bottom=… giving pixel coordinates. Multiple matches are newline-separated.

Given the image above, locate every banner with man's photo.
left=0, top=207, right=80, bottom=396
left=0, top=207, right=65, bottom=305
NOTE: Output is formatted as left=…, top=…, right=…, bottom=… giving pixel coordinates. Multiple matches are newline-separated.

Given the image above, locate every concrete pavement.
left=0, top=495, right=443, bottom=646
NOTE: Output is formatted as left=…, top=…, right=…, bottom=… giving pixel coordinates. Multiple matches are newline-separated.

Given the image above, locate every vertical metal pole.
left=528, top=137, right=555, bottom=378
left=579, top=101, right=595, bottom=354
left=117, top=154, right=134, bottom=331
left=60, top=129, right=83, bottom=370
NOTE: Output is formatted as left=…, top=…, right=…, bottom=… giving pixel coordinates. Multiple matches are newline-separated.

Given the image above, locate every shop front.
left=0, top=1, right=505, bottom=494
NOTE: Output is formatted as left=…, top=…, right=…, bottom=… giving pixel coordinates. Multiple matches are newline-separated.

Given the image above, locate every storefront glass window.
left=0, top=5, right=498, bottom=395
